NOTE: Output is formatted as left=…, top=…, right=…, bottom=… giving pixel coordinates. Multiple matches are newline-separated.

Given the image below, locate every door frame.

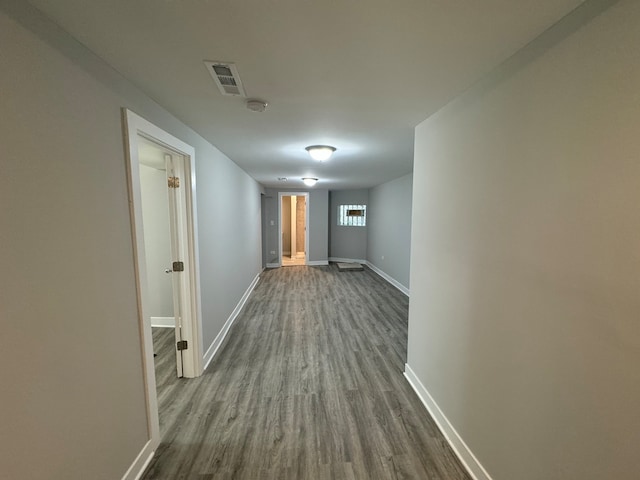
left=278, top=192, right=309, bottom=266
left=122, top=109, right=204, bottom=444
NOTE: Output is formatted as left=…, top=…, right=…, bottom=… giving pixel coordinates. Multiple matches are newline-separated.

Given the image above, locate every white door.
left=165, top=153, right=185, bottom=377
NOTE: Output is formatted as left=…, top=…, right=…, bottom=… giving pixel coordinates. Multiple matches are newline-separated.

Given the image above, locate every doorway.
left=279, top=192, right=309, bottom=266
left=123, top=109, right=203, bottom=449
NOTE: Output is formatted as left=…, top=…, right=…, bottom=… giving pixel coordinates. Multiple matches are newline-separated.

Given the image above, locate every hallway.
left=143, top=265, right=470, bottom=479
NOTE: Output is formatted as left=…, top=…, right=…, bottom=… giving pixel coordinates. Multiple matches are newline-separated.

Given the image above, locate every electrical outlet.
left=381, top=255, right=385, bottom=260
left=270, top=220, right=275, bottom=226
left=270, top=250, right=276, bottom=255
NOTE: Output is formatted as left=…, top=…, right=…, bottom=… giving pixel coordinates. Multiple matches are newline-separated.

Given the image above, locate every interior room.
left=2, top=1, right=639, bottom=479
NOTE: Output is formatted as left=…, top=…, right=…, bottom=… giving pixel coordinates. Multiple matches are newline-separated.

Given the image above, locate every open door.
left=278, top=192, right=309, bottom=266
left=123, top=108, right=204, bottom=452
left=161, top=149, right=199, bottom=378
left=165, top=153, right=185, bottom=377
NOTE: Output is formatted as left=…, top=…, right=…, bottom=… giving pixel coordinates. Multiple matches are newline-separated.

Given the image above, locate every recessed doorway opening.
left=123, top=109, right=203, bottom=453
left=278, top=192, right=309, bottom=267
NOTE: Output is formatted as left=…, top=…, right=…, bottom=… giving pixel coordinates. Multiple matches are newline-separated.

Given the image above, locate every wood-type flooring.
left=145, top=264, right=471, bottom=479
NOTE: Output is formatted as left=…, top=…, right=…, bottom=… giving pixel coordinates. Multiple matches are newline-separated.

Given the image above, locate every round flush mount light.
left=246, top=99, right=267, bottom=112
left=305, top=145, right=336, bottom=161
left=302, top=177, right=318, bottom=187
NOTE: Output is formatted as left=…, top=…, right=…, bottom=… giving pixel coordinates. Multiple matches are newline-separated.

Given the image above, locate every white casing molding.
left=203, top=272, right=261, bottom=370
left=365, top=261, right=409, bottom=297
left=121, top=439, right=156, bottom=480
left=150, top=317, right=175, bottom=328
left=404, top=364, right=492, bottom=480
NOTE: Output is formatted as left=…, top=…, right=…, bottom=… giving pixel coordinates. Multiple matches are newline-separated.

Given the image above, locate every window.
left=338, top=204, right=367, bottom=226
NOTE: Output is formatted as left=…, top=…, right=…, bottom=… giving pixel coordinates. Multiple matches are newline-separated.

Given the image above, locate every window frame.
left=337, top=204, right=367, bottom=227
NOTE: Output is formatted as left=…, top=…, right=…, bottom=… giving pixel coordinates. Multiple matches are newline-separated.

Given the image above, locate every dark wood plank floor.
left=144, top=264, right=471, bottom=479
left=152, top=328, right=175, bottom=383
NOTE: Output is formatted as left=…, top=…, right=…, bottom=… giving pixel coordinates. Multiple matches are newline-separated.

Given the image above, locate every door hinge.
left=172, top=261, right=184, bottom=272
left=176, top=340, right=188, bottom=351
left=168, top=176, right=180, bottom=188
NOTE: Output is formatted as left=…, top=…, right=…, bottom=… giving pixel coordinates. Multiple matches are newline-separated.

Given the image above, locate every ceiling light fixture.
left=302, top=177, right=318, bottom=187
left=305, top=145, right=336, bottom=161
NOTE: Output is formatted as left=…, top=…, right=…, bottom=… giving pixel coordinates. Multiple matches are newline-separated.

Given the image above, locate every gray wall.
left=140, top=164, right=173, bottom=318
left=0, top=4, right=262, bottom=479
left=197, top=151, right=262, bottom=349
left=367, top=174, right=413, bottom=290
left=264, top=188, right=328, bottom=264
left=408, top=1, right=640, bottom=479
left=329, top=189, right=368, bottom=261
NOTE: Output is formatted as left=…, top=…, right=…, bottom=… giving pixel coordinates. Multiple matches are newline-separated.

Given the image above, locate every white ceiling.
left=29, top=0, right=584, bottom=190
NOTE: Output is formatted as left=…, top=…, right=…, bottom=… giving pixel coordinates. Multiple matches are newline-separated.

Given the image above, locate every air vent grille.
left=204, top=61, right=246, bottom=97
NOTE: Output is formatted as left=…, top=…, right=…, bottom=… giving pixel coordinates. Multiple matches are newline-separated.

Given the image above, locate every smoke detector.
left=203, top=61, right=246, bottom=97
left=246, top=99, right=268, bottom=113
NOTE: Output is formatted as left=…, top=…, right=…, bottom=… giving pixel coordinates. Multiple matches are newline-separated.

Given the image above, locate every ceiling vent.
left=204, top=61, right=246, bottom=97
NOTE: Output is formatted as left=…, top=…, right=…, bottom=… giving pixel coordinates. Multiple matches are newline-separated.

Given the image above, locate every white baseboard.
left=266, top=260, right=329, bottom=267
left=365, top=261, right=409, bottom=296
left=150, top=317, right=175, bottom=328
left=404, top=364, right=492, bottom=480
left=121, top=439, right=156, bottom=480
left=203, top=272, right=261, bottom=371
left=307, top=260, right=329, bottom=266
left=328, top=257, right=367, bottom=264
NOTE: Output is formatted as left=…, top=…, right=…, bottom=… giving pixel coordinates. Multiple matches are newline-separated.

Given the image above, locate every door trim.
left=122, top=109, right=204, bottom=446
left=278, top=192, right=309, bottom=267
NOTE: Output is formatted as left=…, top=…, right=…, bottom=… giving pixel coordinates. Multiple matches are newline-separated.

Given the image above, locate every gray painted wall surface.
left=0, top=5, right=262, bottom=479
left=409, top=1, right=640, bottom=479
left=196, top=152, right=262, bottom=349
left=329, top=189, right=368, bottom=261
left=367, top=174, right=412, bottom=289
left=264, top=188, right=328, bottom=264
left=140, top=164, right=173, bottom=318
